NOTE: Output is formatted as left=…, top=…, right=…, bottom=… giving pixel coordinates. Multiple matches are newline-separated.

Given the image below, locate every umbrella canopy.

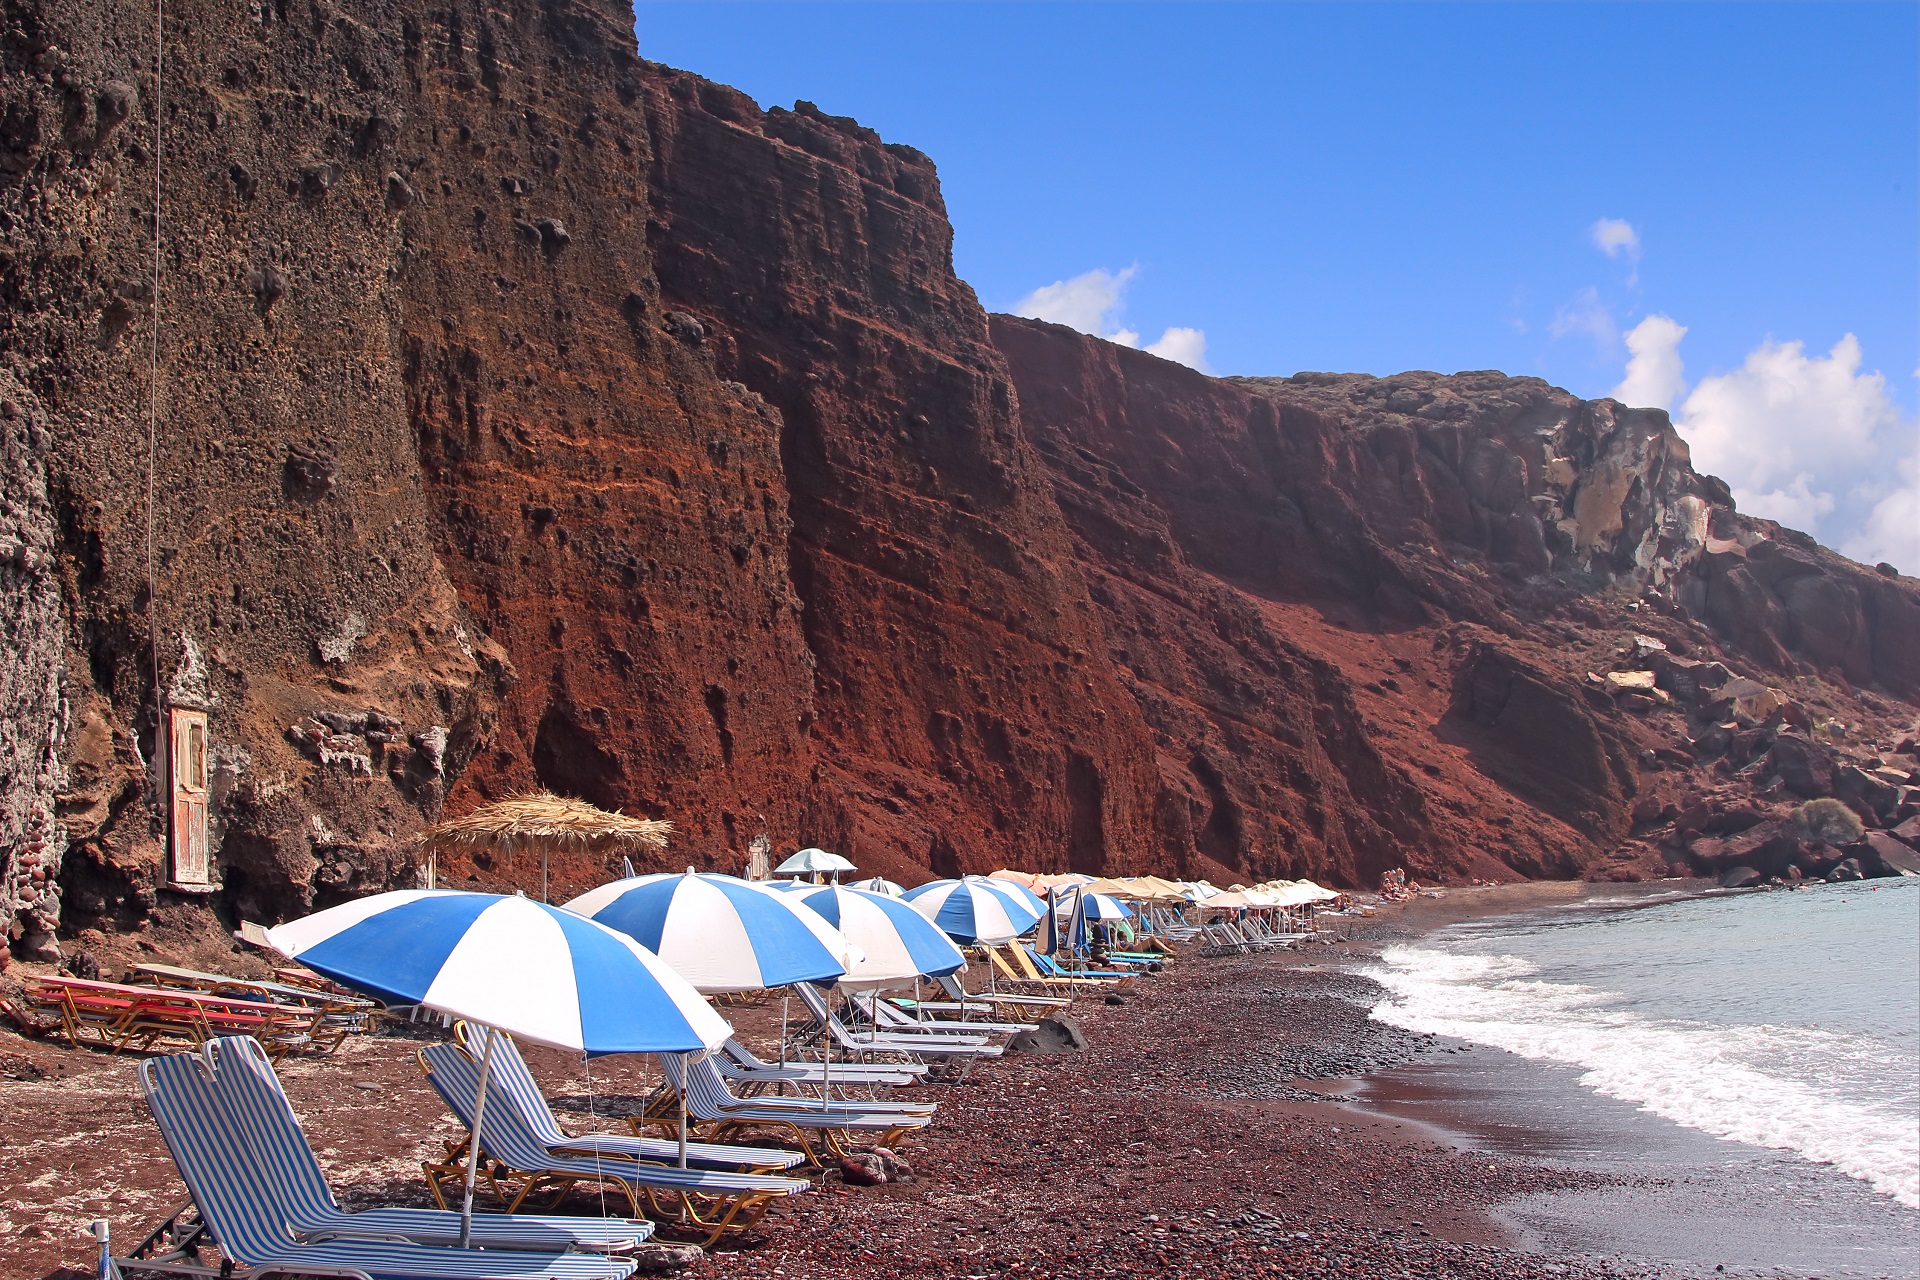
left=263, top=889, right=729, bottom=1055
left=564, top=870, right=850, bottom=994
left=847, top=875, right=905, bottom=897
left=987, top=869, right=1043, bottom=891
left=1061, top=891, right=1135, bottom=921
left=774, top=847, right=857, bottom=874
left=782, top=885, right=966, bottom=984
left=968, top=873, right=1047, bottom=918
left=903, top=878, right=1043, bottom=945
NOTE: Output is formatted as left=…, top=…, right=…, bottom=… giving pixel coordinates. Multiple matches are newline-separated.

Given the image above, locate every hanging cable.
left=144, top=0, right=165, bottom=765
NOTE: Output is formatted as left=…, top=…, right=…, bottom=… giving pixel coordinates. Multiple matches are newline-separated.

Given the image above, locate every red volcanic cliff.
left=1, top=0, right=1915, bottom=958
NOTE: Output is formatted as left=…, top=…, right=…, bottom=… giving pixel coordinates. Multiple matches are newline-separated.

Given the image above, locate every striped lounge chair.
left=439, top=1026, right=806, bottom=1173
left=649, top=1054, right=932, bottom=1166
left=417, top=1043, right=811, bottom=1247
left=129, top=1051, right=637, bottom=1280
left=791, top=983, right=1005, bottom=1058
left=718, top=1036, right=924, bottom=1091
left=201, top=1036, right=650, bottom=1253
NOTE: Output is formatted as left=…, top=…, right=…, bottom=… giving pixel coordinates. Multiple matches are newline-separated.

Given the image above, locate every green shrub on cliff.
left=1793, top=797, right=1863, bottom=845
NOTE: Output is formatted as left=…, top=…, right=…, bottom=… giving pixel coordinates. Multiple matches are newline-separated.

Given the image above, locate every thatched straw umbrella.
left=419, top=791, right=673, bottom=902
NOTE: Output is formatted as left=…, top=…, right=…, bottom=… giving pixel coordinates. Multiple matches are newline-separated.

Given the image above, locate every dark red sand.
left=0, top=885, right=1668, bottom=1279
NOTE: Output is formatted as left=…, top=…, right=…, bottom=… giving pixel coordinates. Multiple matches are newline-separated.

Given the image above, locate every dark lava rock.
left=1769, top=733, right=1834, bottom=798
left=1007, top=1014, right=1088, bottom=1055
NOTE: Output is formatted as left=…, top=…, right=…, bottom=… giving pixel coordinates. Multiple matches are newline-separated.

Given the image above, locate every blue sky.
left=633, top=2, right=1918, bottom=566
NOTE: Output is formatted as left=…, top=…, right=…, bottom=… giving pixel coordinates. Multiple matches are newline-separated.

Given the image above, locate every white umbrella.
left=847, top=876, right=905, bottom=898
left=774, top=847, right=857, bottom=875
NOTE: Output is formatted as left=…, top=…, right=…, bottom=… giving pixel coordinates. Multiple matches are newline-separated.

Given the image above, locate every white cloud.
left=1549, top=286, right=1618, bottom=353
left=1842, top=452, right=1920, bottom=572
left=1012, top=266, right=1209, bottom=371
left=1590, top=217, right=1642, bottom=285
left=1146, top=326, right=1210, bottom=372
left=1611, top=314, right=1688, bottom=411
left=1013, top=266, right=1138, bottom=335
left=1662, top=332, right=1915, bottom=565
left=1678, top=334, right=1896, bottom=502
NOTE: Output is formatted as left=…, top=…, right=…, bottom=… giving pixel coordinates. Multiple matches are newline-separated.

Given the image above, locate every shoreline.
left=0, top=883, right=1721, bottom=1279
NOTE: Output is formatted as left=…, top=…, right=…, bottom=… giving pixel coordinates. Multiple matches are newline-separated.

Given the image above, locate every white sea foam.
left=1368, top=945, right=1920, bottom=1208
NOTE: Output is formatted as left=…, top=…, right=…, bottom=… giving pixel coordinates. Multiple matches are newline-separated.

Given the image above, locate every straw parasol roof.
left=419, top=792, right=673, bottom=859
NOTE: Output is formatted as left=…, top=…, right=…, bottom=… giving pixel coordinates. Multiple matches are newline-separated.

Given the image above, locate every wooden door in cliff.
left=168, top=708, right=211, bottom=889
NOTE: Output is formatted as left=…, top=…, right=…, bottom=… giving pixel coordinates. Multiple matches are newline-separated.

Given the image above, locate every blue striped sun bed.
left=201, top=1035, right=651, bottom=1253
left=417, top=1043, right=811, bottom=1247
left=437, top=1026, right=806, bottom=1172
left=133, top=1051, right=636, bottom=1280
left=655, top=1053, right=933, bottom=1166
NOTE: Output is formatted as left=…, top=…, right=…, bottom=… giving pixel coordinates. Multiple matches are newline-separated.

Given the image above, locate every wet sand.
left=1344, top=1051, right=1917, bottom=1279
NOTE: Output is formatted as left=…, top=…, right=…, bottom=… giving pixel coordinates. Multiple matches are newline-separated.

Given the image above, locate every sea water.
left=1366, top=878, right=1920, bottom=1211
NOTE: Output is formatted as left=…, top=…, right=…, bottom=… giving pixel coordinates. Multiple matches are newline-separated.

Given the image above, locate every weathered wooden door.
left=168, top=707, right=211, bottom=888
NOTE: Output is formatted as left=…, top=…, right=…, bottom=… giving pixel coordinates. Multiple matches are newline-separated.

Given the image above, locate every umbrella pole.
left=779, top=996, right=789, bottom=1067
left=676, top=1054, right=688, bottom=1170
left=459, top=1025, right=498, bottom=1249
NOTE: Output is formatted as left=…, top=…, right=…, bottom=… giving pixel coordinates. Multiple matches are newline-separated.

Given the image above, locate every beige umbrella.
left=420, top=791, right=673, bottom=902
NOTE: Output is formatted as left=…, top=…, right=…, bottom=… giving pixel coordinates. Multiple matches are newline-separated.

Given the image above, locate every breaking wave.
left=1368, top=945, right=1920, bottom=1208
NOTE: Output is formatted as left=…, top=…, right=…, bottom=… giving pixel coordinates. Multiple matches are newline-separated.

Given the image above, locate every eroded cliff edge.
left=1, top=0, right=1915, bottom=959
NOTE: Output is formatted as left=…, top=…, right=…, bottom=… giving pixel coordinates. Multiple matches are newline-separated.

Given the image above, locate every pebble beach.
left=0, top=884, right=1677, bottom=1280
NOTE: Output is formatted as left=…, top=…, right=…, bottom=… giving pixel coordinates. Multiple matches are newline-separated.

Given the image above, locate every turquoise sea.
left=1366, top=878, right=1920, bottom=1210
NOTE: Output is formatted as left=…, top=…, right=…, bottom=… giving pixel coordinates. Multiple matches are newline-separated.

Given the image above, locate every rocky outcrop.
left=1, top=0, right=1916, bottom=955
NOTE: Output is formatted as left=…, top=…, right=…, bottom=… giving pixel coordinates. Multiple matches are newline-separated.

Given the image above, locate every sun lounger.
left=132, top=964, right=374, bottom=1047
left=417, top=1044, right=810, bottom=1247
left=195, top=1037, right=649, bottom=1254
left=717, top=1036, right=922, bottom=1092
left=981, top=945, right=1070, bottom=992
left=132, top=1051, right=639, bottom=1279
left=646, top=1054, right=933, bottom=1166
left=852, top=992, right=1029, bottom=1036
left=1016, top=943, right=1135, bottom=984
left=1030, top=953, right=1136, bottom=981
left=934, top=972, right=1070, bottom=1020
left=18, top=975, right=329, bottom=1058
left=791, top=983, right=1005, bottom=1058
left=439, top=1026, right=806, bottom=1173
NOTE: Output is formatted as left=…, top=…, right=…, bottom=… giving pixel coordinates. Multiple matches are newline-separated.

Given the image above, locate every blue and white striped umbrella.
left=782, top=885, right=966, bottom=985
left=1061, top=891, right=1135, bottom=922
left=847, top=876, right=905, bottom=898
left=970, top=874, right=1047, bottom=918
left=263, top=890, right=730, bottom=1055
left=564, top=870, right=850, bottom=994
left=903, top=878, right=1044, bottom=945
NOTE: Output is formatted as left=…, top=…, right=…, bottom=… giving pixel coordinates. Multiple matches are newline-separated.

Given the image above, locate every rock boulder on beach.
left=1009, top=1015, right=1089, bottom=1055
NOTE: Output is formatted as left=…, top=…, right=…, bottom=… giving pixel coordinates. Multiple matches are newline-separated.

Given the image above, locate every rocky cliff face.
left=1, top=0, right=1915, bottom=960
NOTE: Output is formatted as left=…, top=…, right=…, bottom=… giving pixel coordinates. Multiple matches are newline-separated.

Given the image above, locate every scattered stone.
left=1602, top=670, right=1656, bottom=695
left=629, top=1243, right=703, bottom=1275
left=838, top=1152, right=888, bottom=1185
left=1718, top=865, right=1762, bottom=888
